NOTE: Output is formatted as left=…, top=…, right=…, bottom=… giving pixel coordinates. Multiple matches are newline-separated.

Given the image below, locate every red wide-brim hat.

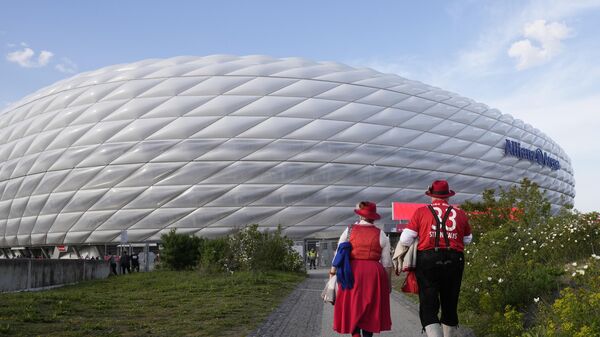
left=425, top=180, right=456, bottom=198
left=354, top=201, right=381, bottom=220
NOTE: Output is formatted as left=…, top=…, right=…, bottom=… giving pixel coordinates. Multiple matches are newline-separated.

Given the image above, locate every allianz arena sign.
left=0, top=55, right=575, bottom=248
left=504, top=139, right=561, bottom=171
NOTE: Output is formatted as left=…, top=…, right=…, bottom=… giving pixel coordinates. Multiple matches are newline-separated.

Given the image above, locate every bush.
left=160, top=229, right=204, bottom=270
left=228, top=225, right=304, bottom=273
left=458, top=179, right=600, bottom=336
left=533, top=256, right=600, bottom=337
left=200, top=237, right=234, bottom=272
left=159, top=225, right=304, bottom=274
left=462, top=178, right=552, bottom=233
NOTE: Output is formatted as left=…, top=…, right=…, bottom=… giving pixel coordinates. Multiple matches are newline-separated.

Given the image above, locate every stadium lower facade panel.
left=0, top=55, right=575, bottom=251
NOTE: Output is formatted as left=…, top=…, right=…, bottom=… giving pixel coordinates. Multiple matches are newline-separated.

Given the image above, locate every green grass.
left=0, top=270, right=305, bottom=337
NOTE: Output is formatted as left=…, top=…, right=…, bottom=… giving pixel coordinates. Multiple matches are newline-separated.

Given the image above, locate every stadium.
left=0, top=55, right=575, bottom=258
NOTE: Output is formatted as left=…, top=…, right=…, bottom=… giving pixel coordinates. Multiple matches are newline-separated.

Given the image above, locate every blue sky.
left=1, top=0, right=599, bottom=212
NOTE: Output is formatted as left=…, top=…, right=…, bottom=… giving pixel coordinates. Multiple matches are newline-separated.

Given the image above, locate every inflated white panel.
left=364, top=108, right=418, bottom=126
left=322, top=103, right=384, bottom=123
left=104, top=98, right=170, bottom=121
left=278, top=98, right=345, bottom=119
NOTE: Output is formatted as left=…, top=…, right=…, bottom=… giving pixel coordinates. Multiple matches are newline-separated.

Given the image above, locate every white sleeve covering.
left=399, top=228, right=418, bottom=246
left=331, top=227, right=349, bottom=264
left=463, top=234, right=473, bottom=245
left=379, top=230, right=393, bottom=268
left=337, top=227, right=349, bottom=245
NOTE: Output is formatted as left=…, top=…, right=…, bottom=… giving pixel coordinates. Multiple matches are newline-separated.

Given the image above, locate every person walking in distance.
left=331, top=201, right=392, bottom=337
left=109, top=254, right=118, bottom=275
left=308, top=248, right=318, bottom=270
left=120, top=251, right=131, bottom=275
left=399, top=180, right=473, bottom=337
left=131, top=252, right=140, bottom=272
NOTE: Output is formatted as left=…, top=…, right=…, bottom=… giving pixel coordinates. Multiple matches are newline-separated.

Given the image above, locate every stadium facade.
left=0, top=55, right=575, bottom=256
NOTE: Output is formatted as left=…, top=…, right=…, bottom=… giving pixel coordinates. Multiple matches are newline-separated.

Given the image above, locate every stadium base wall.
left=0, top=259, right=110, bottom=292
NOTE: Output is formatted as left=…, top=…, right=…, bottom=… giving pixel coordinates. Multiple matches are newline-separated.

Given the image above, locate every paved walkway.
left=249, top=269, right=423, bottom=337
left=247, top=269, right=326, bottom=337
left=249, top=269, right=476, bottom=337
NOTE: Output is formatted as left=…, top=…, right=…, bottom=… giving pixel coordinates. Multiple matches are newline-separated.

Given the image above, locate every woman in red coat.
left=330, top=201, right=393, bottom=337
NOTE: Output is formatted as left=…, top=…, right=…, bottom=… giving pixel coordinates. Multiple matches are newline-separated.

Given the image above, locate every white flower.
left=572, top=262, right=577, bottom=266
left=521, top=247, right=525, bottom=251
left=572, top=272, right=577, bottom=277
left=534, top=297, right=540, bottom=303
left=475, top=287, right=479, bottom=293
left=487, top=277, right=492, bottom=281
left=584, top=265, right=589, bottom=269
left=498, top=278, right=504, bottom=284
left=577, top=269, right=585, bottom=275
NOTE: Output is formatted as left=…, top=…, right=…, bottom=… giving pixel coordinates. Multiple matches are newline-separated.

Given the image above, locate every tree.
left=160, top=229, right=203, bottom=270
left=462, top=178, right=552, bottom=233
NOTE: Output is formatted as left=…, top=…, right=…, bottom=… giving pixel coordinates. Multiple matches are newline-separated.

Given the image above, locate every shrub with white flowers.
left=459, top=179, right=600, bottom=336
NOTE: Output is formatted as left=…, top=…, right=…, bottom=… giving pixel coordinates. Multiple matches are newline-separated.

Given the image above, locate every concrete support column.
left=144, top=243, right=149, bottom=272
left=27, top=259, right=32, bottom=290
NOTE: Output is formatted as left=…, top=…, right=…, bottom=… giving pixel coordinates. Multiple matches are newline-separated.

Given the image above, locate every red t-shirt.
left=406, top=200, right=471, bottom=252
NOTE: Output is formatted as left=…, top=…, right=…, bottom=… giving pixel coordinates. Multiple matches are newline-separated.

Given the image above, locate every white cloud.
left=6, top=47, right=54, bottom=68
left=38, top=50, right=53, bottom=66
left=55, top=57, right=78, bottom=74
left=7, top=48, right=34, bottom=66
left=508, top=20, right=572, bottom=70
left=5, top=42, right=78, bottom=74
left=508, top=39, right=546, bottom=69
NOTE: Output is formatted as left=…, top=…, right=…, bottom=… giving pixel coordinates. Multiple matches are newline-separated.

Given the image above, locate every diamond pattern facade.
left=0, top=55, right=575, bottom=246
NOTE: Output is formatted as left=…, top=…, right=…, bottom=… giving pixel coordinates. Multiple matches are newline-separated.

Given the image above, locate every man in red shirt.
left=399, top=180, right=472, bottom=337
